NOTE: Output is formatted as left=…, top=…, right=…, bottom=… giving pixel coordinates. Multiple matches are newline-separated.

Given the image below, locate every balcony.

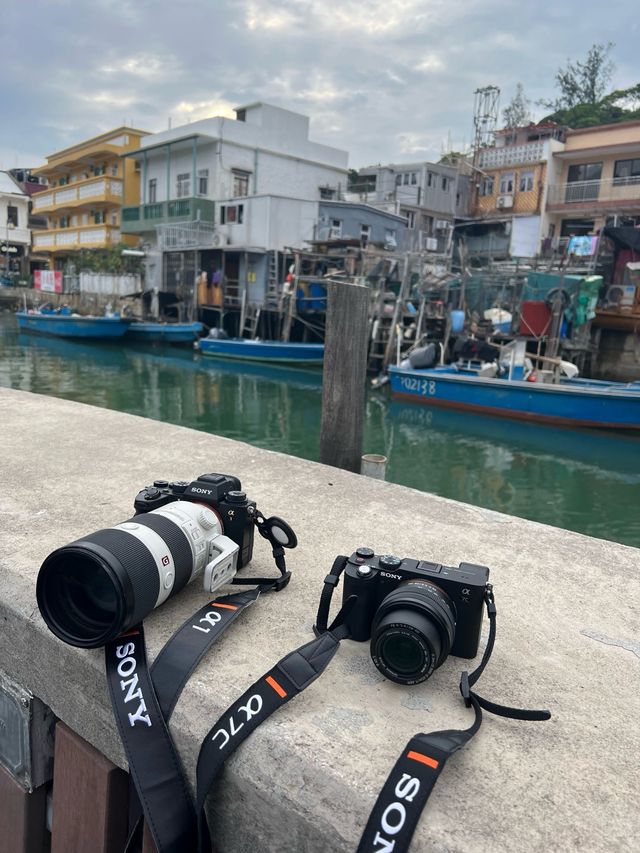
left=32, top=177, right=123, bottom=212
left=547, top=176, right=640, bottom=211
left=121, top=197, right=215, bottom=234
left=32, top=223, right=121, bottom=252
left=478, top=141, right=547, bottom=169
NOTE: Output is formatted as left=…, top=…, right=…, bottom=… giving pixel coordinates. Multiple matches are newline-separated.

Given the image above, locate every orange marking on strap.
left=407, top=750, right=439, bottom=769
left=209, top=602, right=238, bottom=610
left=119, top=629, right=140, bottom=637
left=266, top=675, right=287, bottom=698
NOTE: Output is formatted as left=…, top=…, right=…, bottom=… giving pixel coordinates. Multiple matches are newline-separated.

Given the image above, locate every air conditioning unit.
left=496, top=195, right=514, bottom=209
left=435, top=219, right=450, bottom=231
left=212, top=233, right=229, bottom=248
left=604, top=285, right=636, bottom=309
left=425, top=237, right=438, bottom=251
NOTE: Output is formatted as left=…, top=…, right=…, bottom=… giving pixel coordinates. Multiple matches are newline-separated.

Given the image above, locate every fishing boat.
left=197, top=337, right=324, bottom=365
left=389, top=339, right=640, bottom=430
left=125, top=321, right=204, bottom=345
left=15, top=309, right=131, bottom=340
left=389, top=363, right=640, bottom=430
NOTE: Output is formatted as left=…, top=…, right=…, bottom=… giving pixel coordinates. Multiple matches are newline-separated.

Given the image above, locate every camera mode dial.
left=379, top=554, right=402, bottom=569
left=356, top=547, right=375, bottom=559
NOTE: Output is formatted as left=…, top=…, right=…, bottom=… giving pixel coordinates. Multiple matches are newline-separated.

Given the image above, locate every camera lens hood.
left=370, top=580, right=456, bottom=685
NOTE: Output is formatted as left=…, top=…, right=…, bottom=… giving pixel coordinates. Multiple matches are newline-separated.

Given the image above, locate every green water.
left=1, top=313, right=639, bottom=548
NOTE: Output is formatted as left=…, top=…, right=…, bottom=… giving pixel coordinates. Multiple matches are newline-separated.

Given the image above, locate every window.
left=176, top=173, right=190, bottom=198
left=220, top=204, right=244, bottom=224
left=110, top=212, right=118, bottom=225
left=93, top=211, right=106, bottom=224
left=441, top=176, right=449, bottom=191
left=613, top=159, right=640, bottom=185
left=403, top=173, right=410, bottom=185
left=361, top=224, right=371, bottom=246
left=480, top=176, right=495, bottom=196
left=427, top=172, right=433, bottom=187
left=319, top=187, right=336, bottom=200
left=519, top=171, right=534, bottom=192
left=410, top=172, right=417, bottom=185
left=504, top=133, right=517, bottom=145
left=567, top=163, right=602, bottom=183
left=329, top=218, right=342, bottom=238
left=560, top=219, right=594, bottom=237
left=198, top=169, right=209, bottom=196
left=384, top=228, right=397, bottom=247
left=148, top=178, right=157, bottom=203
left=401, top=209, right=415, bottom=229
left=232, top=170, right=250, bottom=197
left=499, top=172, right=514, bottom=194
left=7, top=206, right=18, bottom=227
left=395, top=174, right=402, bottom=186
left=59, top=216, right=68, bottom=228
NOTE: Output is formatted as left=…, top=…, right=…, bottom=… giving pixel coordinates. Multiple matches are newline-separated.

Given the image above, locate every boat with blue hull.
left=389, top=365, right=640, bottom=430
left=16, top=311, right=131, bottom=339
left=197, top=337, right=324, bottom=365
left=125, top=321, right=204, bottom=345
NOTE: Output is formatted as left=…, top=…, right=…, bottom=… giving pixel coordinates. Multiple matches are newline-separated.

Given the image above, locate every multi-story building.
left=120, top=103, right=349, bottom=308
left=0, top=171, right=31, bottom=281
left=463, top=123, right=566, bottom=259
left=315, top=200, right=407, bottom=249
left=347, top=161, right=460, bottom=253
left=31, top=127, right=149, bottom=269
left=545, top=120, right=640, bottom=239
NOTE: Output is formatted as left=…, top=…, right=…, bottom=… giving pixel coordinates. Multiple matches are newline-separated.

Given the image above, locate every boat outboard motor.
left=408, top=343, right=438, bottom=370
left=207, top=327, right=229, bottom=339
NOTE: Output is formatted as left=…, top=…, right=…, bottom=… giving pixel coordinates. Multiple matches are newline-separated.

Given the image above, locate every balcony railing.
left=32, top=224, right=119, bottom=251
left=547, top=176, right=640, bottom=208
left=32, top=178, right=123, bottom=211
left=121, top=197, right=215, bottom=233
left=478, top=141, right=547, bottom=169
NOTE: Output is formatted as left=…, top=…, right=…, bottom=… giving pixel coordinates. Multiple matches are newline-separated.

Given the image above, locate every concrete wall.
left=0, top=388, right=638, bottom=852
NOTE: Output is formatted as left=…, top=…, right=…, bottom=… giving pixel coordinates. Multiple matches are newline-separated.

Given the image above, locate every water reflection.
left=2, top=315, right=639, bottom=547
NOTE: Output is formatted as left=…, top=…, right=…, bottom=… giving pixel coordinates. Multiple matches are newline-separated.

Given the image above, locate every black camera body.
left=341, top=549, right=489, bottom=684
left=134, top=473, right=256, bottom=567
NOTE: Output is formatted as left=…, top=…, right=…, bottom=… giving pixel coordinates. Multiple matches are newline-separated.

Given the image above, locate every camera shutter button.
left=198, top=508, right=217, bottom=530
left=357, top=565, right=373, bottom=577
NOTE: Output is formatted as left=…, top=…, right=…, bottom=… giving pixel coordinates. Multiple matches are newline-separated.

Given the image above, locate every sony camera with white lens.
left=36, top=473, right=293, bottom=649
left=342, top=548, right=490, bottom=685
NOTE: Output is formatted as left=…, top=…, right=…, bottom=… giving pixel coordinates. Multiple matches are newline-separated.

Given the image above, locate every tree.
left=503, top=83, right=531, bottom=128
left=541, top=43, right=615, bottom=110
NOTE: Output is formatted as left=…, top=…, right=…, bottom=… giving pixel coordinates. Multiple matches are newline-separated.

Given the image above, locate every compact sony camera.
left=342, top=548, right=490, bottom=685
left=37, top=473, right=295, bottom=649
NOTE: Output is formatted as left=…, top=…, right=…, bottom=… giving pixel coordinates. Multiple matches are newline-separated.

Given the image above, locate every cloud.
left=0, top=0, right=635, bottom=170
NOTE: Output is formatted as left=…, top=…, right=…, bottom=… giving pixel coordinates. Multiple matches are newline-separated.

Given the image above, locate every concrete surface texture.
left=0, top=386, right=638, bottom=852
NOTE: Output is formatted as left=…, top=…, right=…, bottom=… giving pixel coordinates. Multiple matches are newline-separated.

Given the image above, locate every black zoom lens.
left=370, top=581, right=456, bottom=684
left=36, top=512, right=194, bottom=648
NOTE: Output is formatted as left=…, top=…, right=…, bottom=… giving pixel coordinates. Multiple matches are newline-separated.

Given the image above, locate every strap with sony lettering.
left=194, top=616, right=353, bottom=851
left=356, top=588, right=550, bottom=853
left=122, top=586, right=269, bottom=852
left=105, top=625, right=198, bottom=853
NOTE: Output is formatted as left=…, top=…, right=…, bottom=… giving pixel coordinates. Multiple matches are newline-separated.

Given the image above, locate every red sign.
left=34, top=270, right=63, bottom=293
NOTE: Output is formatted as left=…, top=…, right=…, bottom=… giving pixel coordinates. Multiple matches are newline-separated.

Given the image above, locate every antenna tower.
left=472, top=86, right=500, bottom=159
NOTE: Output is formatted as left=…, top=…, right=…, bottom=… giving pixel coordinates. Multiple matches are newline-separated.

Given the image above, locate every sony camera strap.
left=106, top=516, right=294, bottom=853
left=355, top=587, right=551, bottom=853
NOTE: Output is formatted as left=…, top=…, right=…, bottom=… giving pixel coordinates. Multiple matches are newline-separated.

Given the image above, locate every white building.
left=121, top=103, right=349, bottom=312
left=0, top=172, right=30, bottom=281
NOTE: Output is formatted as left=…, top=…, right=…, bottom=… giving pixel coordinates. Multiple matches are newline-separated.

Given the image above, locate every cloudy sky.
left=1, top=0, right=637, bottom=170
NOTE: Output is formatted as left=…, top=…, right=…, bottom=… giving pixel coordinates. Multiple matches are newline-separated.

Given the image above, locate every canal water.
left=2, top=313, right=639, bottom=548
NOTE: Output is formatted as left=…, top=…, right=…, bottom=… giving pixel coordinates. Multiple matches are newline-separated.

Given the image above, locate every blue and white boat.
left=125, top=321, right=204, bottom=345
left=197, top=337, right=324, bottom=365
left=16, top=310, right=131, bottom=339
left=389, top=363, right=640, bottom=430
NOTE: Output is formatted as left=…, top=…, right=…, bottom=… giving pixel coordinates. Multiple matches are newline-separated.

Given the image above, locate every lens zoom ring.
left=134, top=513, right=194, bottom=594
left=81, top=529, right=160, bottom=627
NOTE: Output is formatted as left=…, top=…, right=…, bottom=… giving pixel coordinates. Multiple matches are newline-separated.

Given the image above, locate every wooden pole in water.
left=320, top=280, right=370, bottom=472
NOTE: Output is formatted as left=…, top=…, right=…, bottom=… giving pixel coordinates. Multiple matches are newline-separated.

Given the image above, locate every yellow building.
left=32, top=127, right=149, bottom=269
left=546, top=120, right=640, bottom=238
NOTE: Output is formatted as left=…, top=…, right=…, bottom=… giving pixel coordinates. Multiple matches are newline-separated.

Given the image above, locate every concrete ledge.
left=0, top=386, right=638, bottom=852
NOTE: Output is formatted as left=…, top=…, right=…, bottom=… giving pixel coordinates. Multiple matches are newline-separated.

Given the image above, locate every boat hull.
left=198, top=338, right=324, bottom=364
left=125, top=322, right=204, bottom=344
left=16, top=312, right=130, bottom=339
left=389, top=366, right=640, bottom=430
